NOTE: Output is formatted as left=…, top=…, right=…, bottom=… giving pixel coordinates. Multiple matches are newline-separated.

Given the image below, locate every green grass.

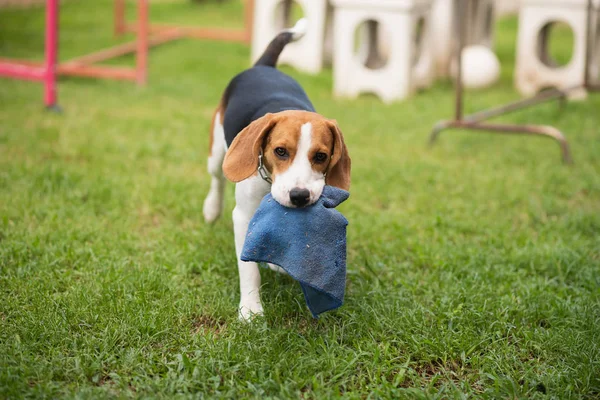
left=1, top=1, right=599, bottom=398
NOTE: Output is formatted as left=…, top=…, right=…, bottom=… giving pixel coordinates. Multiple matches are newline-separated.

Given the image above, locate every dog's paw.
left=238, top=301, right=264, bottom=322
left=202, top=192, right=222, bottom=223
left=267, top=263, right=288, bottom=275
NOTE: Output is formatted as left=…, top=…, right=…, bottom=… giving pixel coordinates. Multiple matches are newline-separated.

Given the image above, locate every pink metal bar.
left=0, top=62, right=46, bottom=81
left=0, top=58, right=43, bottom=67
left=62, top=28, right=183, bottom=67
left=43, top=0, right=59, bottom=107
left=245, top=0, right=254, bottom=44
left=0, top=62, right=45, bottom=80
left=57, top=64, right=137, bottom=80
left=114, top=0, right=126, bottom=36
left=135, top=0, right=148, bottom=85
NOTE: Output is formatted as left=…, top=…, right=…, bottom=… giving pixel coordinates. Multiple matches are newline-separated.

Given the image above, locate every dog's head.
left=223, top=110, right=351, bottom=207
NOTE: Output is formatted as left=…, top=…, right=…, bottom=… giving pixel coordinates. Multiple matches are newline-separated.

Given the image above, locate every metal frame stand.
left=114, top=0, right=254, bottom=44
left=0, top=0, right=255, bottom=109
left=429, top=0, right=599, bottom=164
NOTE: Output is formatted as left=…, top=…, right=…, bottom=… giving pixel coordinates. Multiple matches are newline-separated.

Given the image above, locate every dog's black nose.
left=289, top=188, right=310, bottom=207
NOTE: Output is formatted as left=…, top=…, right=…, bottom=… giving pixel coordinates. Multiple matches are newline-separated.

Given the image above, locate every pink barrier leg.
left=136, top=0, right=148, bottom=86
left=44, top=0, right=59, bottom=109
left=114, top=0, right=126, bottom=36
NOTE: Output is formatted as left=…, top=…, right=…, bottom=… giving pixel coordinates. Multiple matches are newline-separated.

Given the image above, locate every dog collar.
left=257, top=150, right=272, bottom=184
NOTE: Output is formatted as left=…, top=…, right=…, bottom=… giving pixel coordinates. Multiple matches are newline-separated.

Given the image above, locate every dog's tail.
left=254, top=18, right=307, bottom=67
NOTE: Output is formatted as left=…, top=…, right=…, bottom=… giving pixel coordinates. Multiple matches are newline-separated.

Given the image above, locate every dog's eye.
left=274, top=147, right=288, bottom=158
left=313, top=152, right=328, bottom=163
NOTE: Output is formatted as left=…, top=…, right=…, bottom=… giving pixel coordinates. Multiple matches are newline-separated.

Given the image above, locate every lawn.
left=1, top=1, right=599, bottom=398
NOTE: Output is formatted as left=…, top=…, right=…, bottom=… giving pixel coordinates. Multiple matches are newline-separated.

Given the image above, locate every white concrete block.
left=515, top=0, right=600, bottom=98
left=251, top=0, right=332, bottom=74
left=331, top=0, right=435, bottom=103
left=496, top=0, right=520, bottom=17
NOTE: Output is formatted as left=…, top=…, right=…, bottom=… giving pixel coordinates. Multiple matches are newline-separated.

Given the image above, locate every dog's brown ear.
left=223, top=113, right=279, bottom=182
left=326, top=120, right=351, bottom=191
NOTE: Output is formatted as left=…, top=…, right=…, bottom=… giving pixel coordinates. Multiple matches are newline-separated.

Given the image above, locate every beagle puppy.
left=202, top=20, right=351, bottom=320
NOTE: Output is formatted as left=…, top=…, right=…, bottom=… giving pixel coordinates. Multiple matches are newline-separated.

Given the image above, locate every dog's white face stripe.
left=271, top=122, right=326, bottom=207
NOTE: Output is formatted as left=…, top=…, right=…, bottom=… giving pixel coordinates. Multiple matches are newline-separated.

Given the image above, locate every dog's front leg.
left=233, top=177, right=270, bottom=321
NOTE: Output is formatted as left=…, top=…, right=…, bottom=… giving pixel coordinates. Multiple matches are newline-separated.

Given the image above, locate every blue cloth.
left=241, top=186, right=349, bottom=317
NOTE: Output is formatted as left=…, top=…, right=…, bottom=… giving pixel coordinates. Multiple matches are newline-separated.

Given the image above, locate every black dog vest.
left=222, top=65, right=315, bottom=147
